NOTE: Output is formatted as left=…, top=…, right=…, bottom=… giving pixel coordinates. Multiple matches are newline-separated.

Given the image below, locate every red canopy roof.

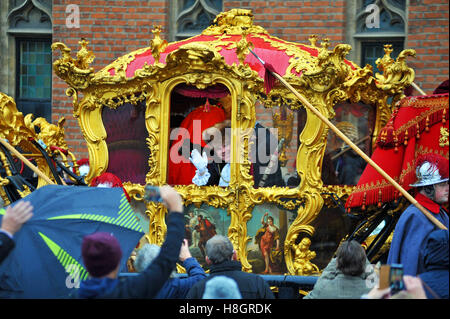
left=102, top=23, right=357, bottom=81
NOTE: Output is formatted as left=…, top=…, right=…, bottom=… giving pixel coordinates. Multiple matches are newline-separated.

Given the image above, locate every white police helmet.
left=410, top=154, right=449, bottom=187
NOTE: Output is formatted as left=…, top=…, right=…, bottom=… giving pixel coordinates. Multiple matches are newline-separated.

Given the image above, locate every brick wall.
left=51, top=1, right=448, bottom=161
left=52, top=0, right=169, bottom=158
left=407, top=0, right=449, bottom=93
left=225, top=1, right=346, bottom=45
left=225, top=1, right=347, bottom=176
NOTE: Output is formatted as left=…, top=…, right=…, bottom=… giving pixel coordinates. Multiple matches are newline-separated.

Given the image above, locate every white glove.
left=189, top=149, right=208, bottom=174
left=190, top=149, right=210, bottom=186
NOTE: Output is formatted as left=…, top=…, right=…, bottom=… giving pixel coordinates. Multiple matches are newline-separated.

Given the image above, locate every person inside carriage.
left=168, top=84, right=284, bottom=188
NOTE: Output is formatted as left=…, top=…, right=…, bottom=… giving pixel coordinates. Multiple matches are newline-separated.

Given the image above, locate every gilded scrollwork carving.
left=203, top=9, right=267, bottom=36
left=0, top=92, right=70, bottom=187
left=150, top=25, right=168, bottom=65
left=292, top=236, right=320, bottom=275
left=439, top=127, right=449, bottom=147
left=375, top=45, right=416, bottom=98
left=50, top=9, right=417, bottom=276
left=235, top=28, right=253, bottom=65
left=52, top=39, right=95, bottom=90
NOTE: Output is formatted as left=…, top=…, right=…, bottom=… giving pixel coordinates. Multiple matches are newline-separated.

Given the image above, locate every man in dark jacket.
left=76, top=185, right=185, bottom=298
left=388, top=154, right=449, bottom=276
left=186, top=235, right=274, bottom=299
left=419, top=229, right=449, bottom=299
left=0, top=201, right=33, bottom=264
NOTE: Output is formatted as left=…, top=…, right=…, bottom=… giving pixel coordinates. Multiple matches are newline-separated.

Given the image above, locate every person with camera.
left=76, top=185, right=186, bottom=298
left=387, top=154, right=449, bottom=276
left=362, top=275, right=428, bottom=299
left=133, top=239, right=206, bottom=299
left=186, top=235, right=274, bottom=299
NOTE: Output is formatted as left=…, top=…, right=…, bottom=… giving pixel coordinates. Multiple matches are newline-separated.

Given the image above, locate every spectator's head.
left=205, top=235, right=235, bottom=265
left=81, top=232, right=122, bottom=278
left=76, top=158, right=90, bottom=177
left=202, top=276, right=242, bottom=299
left=89, top=172, right=132, bottom=202
left=336, top=240, right=367, bottom=276
left=134, top=243, right=177, bottom=277
left=134, top=243, right=160, bottom=272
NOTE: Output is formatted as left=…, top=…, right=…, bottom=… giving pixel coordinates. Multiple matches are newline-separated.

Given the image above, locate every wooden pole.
left=0, top=139, right=56, bottom=185
left=411, top=82, right=427, bottom=96
left=268, top=71, right=447, bottom=230
left=331, top=135, right=371, bottom=160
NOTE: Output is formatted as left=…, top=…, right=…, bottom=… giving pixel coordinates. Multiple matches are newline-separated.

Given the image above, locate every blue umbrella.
left=0, top=185, right=144, bottom=298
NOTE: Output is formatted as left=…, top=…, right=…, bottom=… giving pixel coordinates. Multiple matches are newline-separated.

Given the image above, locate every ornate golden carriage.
left=50, top=9, right=416, bottom=275
left=0, top=92, right=84, bottom=204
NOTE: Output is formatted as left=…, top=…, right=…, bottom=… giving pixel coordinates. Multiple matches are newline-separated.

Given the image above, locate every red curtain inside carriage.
left=102, top=100, right=150, bottom=185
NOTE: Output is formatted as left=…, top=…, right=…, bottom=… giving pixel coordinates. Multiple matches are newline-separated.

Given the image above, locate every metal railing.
left=118, top=273, right=318, bottom=299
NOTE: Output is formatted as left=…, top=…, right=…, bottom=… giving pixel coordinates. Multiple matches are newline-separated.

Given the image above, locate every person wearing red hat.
left=387, top=154, right=449, bottom=276
left=168, top=98, right=228, bottom=185
left=76, top=158, right=90, bottom=177
left=90, top=172, right=131, bottom=203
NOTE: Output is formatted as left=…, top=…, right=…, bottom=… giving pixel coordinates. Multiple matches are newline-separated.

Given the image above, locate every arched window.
left=355, top=0, right=406, bottom=73
left=7, top=0, right=52, bottom=122
left=170, top=0, right=223, bottom=41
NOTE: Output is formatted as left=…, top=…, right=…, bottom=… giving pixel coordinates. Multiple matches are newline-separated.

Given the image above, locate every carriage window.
left=309, top=205, right=360, bottom=269
left=102, top=100, right=150, bottom=184
left=168, top=83, right=231, bottom=186
left=252, top=100, right=299, bottom=188
left=323, top=101, right=375, bottom=186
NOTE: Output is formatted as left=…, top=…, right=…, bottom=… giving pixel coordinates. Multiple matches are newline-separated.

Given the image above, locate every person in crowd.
left=418, top=229, right=449, bottom=299
left=133, top=239, right=206, bottom=299
left=202, top=275, right=242, bottom=299
left=388, top=154, right=449, bottom=276
left=90, top=172, right=132, bottom=203
left=304, top=240, right=376, bottom=299
left=76, top=185, right=185, bottom=298
left=186, top=234, right=274, bottom=299
left=362, top=275, right=428, bottom=299
left=0, top=201, right=33, bottom=264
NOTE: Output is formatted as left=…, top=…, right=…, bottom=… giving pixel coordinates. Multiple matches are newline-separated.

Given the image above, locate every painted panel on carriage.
left=246, top=203, right=297, bottom=274
left=183, top=203, right=231, bottom=268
